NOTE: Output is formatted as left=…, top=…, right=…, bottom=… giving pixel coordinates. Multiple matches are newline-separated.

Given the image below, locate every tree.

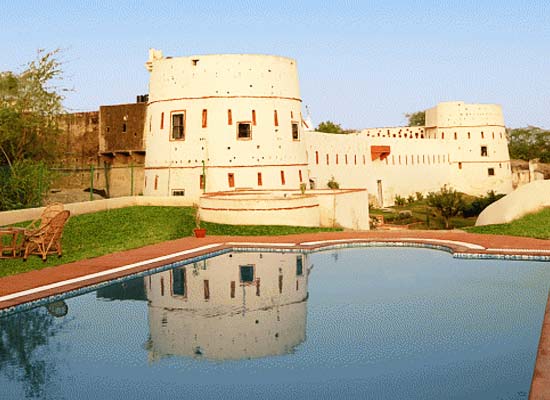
left=405, top=111, right=425, bottom=126
left=316, top=121, right=344, bottom=134
left=507, top=126, right=550, bottom=163
left=426, top=185, right=465, bottom=229
left=0, top=49, right=65, bottom=210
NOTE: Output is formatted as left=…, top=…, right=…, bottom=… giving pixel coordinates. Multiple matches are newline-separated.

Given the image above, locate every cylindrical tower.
left=144, top=50, right=308, bottom=201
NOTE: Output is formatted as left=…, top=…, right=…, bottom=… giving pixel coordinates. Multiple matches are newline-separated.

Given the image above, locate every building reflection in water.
left=145, top=252, right=310, bottom=361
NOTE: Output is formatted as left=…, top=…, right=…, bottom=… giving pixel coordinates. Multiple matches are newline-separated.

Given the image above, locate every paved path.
left=0, top=230, right=548, bottom=397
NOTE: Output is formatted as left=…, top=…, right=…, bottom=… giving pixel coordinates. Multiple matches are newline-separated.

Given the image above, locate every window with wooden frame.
left=171, top=111, right=185, bottom=140
left=202, top=109, right=208, bottom=128
left=237, top=122, right=252, bottom=140
left=240, top=265, right=254, bottom=283
left=291, top=122, right=299, bottom=140
left=171, top=268, right=186, bottom=297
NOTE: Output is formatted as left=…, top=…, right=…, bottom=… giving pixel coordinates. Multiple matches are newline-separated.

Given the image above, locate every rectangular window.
left=488, top=168, right=495, bottom=176
left=296, top=256, right=303, bottom=276
left=122, top=123, right=127, bottom=133
left=227, top=109, right=232, bottom=125
left=200, top=174, right=205, bottom=189
left=326, top=154, right=329, bottom=165
left=481, top=131, right=484, bottom=139
left=274, top=110, right=279, bottom=126
left=240, top=265, right=254, bottom=283
left=160, top=112, right=164, bottom=129
left=299, top=170, right=303, bottom=183
left=171, top=112, right=185, bottom=140
left=228, top=173, right=235, bottom=188
left=280, top=170, right=285, bottom=185
left=481, top=146, right=488, bottom=157
left=172, top=268, right=186, bottom=296
left=345, top=154, right=348, bottom=165
left=292, top=122, right=299, bottom=140
left=458, top=162, right=462, bottom=170
left=202, top=109, right=207, bottom=128
left=237, top=122, right=252, bottom=139
left=257, top=172, right=262, bottom=186
left=315, top=151, right=319, bottom=165
left=454, top=132, right=457, bottom=140
left=154, top=175, right=159, bottom=190
left=172, top=189, right=185, bottom=196
left=252, top=110, right=256, bottom=125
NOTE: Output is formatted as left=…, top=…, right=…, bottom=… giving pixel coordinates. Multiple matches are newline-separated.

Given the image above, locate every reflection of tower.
left=145, top=252, right=309, bottom=361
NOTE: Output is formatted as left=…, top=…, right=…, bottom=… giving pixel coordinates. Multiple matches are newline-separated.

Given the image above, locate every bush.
left=394, top=195, right=406, bottom=206
left=327, top=176, right=340, bottom=189
left=407, top=195, right=415, bottom=204
left=415, top=192, right=424, bottom=201
left=0, top=160, right=54, bottom=211
left=462, top=190, right=506, bottom=218
left=426, top=185, right=465, bottom=229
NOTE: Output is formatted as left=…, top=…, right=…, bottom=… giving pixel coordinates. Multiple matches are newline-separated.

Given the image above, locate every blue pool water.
left=0, top=247, right=548, bottom=399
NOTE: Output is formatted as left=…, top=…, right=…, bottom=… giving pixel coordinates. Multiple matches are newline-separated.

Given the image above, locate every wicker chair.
left=25, top=202, right=65, bottom=233
left=23, top=210, right=70, bottom=261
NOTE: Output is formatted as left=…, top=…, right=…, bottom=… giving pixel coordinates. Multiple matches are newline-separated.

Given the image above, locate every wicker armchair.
left=25, top=202, right=65, bottom=233
left=23, top=210, right=70, bottom=261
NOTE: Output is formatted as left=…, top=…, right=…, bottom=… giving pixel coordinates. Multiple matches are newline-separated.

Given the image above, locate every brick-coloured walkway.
left=0, top=230, right=548, bottom=397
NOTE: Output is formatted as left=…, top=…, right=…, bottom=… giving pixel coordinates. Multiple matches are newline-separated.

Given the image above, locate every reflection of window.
left=172, top=112, right=185, bottom=140
left=292, top=122, right=299, bottom=140
left=488, top=168, right=495, bottom=176
left=240, top=265, right=254, bottom=283
left=296, top=256, right=303, bottom=276
left=481, top=146, right=488, bottom=157
left=172, top=268, right=186, bottom=296
left=237, top=122, right=252, bottom=139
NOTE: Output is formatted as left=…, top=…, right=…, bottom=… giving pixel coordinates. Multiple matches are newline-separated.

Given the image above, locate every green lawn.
left=465, top=208, right=550, bottom=240
left=0, top=206, right=339, bottom=278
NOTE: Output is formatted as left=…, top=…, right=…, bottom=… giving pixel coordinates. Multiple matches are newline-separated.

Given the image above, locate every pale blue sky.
left=1, top=1, right=549, bottom=129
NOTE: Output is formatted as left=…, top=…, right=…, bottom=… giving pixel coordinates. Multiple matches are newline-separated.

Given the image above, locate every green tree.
left=316, top=120, right=344, bottom=134
left=427, top=185, right=465, bottom=229
left=405, top=111, right=425, bottom=126
left=0, top=49, right=65, bottom=210
left=507, top=126, right=550, bottom=163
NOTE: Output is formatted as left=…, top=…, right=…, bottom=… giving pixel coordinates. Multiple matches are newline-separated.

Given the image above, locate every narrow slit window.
left=299, top=170, right=303, bottom=183
left=315, top=151, right=319, bottom=164
left=227, top=109, right=232, bottom=125
left=257, top=172, right=262, bottom=186
left=200, top=174, right=205, bottom=189
left=122, top=123, right=127, bottom=133
left=160, top=112, right=164, bottom=129
left=280, top=170, right=285, bottom=185
left=274, top=110, right=279, bottom=126
left=252, top=110, right=256, bottom=125
left=228, top=173, right=235, bottom=188
left=296, top=256, right=303, bottom=276
left=202, top=109, right=207, bottom=128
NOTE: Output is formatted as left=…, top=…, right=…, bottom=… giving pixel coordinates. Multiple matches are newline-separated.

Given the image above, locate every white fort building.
left=143, top=50, right=512, bottom=229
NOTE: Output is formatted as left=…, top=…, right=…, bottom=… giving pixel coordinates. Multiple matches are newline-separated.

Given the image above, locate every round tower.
left=144, top=50, right=308, bottom=201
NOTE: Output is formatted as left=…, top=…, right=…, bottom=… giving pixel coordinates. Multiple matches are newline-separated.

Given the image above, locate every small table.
left=0, top=227, right=25, bottom=258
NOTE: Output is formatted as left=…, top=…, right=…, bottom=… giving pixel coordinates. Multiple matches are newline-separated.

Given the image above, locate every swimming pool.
left=1, top=247, right=548, bottom=399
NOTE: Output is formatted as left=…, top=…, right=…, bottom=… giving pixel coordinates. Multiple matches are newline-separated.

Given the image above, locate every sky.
left=1, top=1, right=549, bottom=129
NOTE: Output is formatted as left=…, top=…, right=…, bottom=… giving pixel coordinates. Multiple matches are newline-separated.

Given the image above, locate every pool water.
left=0, top=247, right=548, bottom=399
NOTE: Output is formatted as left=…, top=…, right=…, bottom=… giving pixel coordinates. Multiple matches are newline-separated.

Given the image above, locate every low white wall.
left=313, top=189, right=370, bottom=230
left=199, top=192, right=320, bottom=227
left=0, top=196, right=193, bottom=226
left=475, top=180, right=550, bottom=226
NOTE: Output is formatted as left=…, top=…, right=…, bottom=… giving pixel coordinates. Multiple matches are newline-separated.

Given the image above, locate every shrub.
left=327, top=176, right=340, bottom=189
left=415, top=192, right=424, bottom=201
left=462, top=190, right=506, bottom=217
left=0, top=160, right=54, bottom=211
left=407, top=195, right=415, bottom=204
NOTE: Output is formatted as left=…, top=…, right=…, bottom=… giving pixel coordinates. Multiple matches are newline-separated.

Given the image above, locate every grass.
left=465, top=208, right=550, bottom=240
left=0, top=206, right=340, bottom=278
